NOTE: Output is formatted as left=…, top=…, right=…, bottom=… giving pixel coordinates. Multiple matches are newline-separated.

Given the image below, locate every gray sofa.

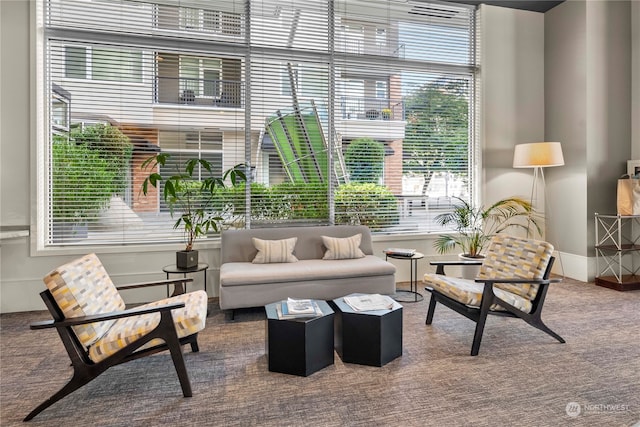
left=219, top=225, right=396, bottom=311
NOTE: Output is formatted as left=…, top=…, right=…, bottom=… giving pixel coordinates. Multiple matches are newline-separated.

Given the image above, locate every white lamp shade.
left=513, top=142, right=564, bottom=168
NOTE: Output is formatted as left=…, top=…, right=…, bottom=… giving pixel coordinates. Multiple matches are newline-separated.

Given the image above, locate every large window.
left=38, top=0, right=478, bottom=248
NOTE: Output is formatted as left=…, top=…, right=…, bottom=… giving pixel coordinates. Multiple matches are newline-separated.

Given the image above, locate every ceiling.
left=442, top=1, right=565, bottom=13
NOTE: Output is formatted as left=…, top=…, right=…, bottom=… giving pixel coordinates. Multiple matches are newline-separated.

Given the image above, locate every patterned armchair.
left=24, top=253, right=208, bottom=421
left=423, top=235, right=565, bottom=356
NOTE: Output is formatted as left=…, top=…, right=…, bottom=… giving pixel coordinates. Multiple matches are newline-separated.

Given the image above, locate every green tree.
left=52, top=124, right=132, bottom=223
left=344, top=138, right=385, bottom=183
left=69, top=123, right=133, bottom=191
left=403, top=79, right=469, bottom=194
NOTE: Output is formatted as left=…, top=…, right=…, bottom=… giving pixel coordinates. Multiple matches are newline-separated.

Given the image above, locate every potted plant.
left=141, top=153, right=245, bottom=269
left=433, top=196, right=541, bottom=279
left=381, top=108, right=391, bottom=120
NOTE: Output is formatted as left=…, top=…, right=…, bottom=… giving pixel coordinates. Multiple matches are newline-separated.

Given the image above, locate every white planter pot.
left=458, top=253, right=484, bottom=280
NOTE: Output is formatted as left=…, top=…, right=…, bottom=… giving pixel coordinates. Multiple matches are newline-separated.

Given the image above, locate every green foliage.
left=225, top=181, right=397, bottom=229
left=141, top=153, right=246, bottom=250
left=220, top=182, right=328, bottom=223
left=270, top=182, right=328, bottom=220
left=403, top=79, right=469, bottom=188
left=335, top=183, right=399, bottom=230
left=432, top=196, right=541, bottom=258
left=344, top=138, right=385, bottom=183
left=220, top=182, right=285, bottom=222
left=51, top=124, right=132, bottom=222
left=70, top=123, right=133, bottom=191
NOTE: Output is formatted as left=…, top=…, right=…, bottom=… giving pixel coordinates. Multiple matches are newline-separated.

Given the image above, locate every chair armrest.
left=430, top=260, right=484, bottom=266
left=30, top=302, right=186, bottom=330
left=430, top=260, right=483, bottom=275
left=474, top=278, right=552, bottom=285
left=116, top=278, right=194, bottom=291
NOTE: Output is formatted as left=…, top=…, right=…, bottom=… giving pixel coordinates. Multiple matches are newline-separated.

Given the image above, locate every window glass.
left=64, top=46, right=86, bottom=78
left=92, top=48, right=142, bottom=83
left=40, top=0, right=477, bottom=247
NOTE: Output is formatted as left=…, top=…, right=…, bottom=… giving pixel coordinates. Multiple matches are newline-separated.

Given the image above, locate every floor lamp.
left=513, top=142, right=565, bottom=213
left=513, top=141, right=565, bottom=273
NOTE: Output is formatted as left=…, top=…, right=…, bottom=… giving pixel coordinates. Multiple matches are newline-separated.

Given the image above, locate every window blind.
left=44, top=0, right=246, bottom=246
left=40, top=0, right=477, bottom=247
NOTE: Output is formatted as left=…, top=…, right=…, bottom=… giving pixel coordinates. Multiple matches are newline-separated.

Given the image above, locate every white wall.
left=1, top=0, right=31, bottom=228
left=633, top=0, right=640, bottom=160
left=546, top=0, right=634, bottom=281
left=544, top=0, right=588, bottom=279
left=480, top=5, right=545, bottom=206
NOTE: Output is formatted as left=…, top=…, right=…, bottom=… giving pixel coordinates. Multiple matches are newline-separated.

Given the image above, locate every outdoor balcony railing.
left=339, top=97, right=405, bottom=121
left=154, top=76, right=244, bottom=107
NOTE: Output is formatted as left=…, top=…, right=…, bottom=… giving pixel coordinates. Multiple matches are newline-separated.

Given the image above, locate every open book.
left=344, top=294, right=395, bottom=312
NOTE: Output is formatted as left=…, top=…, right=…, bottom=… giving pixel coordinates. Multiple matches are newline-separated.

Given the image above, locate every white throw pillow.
left=322, top=234, right=365, bottom=260
left=252, top=237, right=299, bottom=264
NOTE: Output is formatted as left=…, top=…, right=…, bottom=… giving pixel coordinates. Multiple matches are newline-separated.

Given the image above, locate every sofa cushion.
left=321, top=234, right=365, bottom=260
left=252, top=237, right=299, bottom=264
left=221, top=256, right=395, bottom=286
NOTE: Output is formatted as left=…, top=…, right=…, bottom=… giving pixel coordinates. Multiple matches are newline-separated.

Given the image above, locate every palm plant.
left=433, top=196, right=541, bottom=258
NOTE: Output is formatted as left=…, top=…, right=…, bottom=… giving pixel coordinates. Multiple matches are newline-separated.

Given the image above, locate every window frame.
left=35, top=0, right=479, bottom=254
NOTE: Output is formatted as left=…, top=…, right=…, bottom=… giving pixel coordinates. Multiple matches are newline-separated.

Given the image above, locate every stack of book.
left=276, top=298, right=323, bottom=319
left=343, top=294, right=395, bottom=312
left=383, top=248, right=416, bottom=257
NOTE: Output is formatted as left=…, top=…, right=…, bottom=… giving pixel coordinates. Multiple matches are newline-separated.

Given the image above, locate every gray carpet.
left=1, top=278, right=639, bottom=427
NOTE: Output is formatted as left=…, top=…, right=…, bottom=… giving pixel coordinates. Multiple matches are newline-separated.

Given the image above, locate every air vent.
left=408, top=4, right=460, bottom=18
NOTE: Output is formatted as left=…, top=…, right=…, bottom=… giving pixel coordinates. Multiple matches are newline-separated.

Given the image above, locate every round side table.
left=384, top=251, right=424, bottom=303
left=162, top=263, right=209, bottom=297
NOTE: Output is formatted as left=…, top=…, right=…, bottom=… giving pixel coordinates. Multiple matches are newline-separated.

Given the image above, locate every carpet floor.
left=1, top=278, right=639, bottom=427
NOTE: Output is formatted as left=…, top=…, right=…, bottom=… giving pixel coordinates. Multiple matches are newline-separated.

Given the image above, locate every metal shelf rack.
left=594, top=213, right=640, bottom=291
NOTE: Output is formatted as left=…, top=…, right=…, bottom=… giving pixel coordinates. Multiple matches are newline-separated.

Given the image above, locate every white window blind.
left=43, top=0, right=246, bottom=246
left=331, top=0, right=476, bottom=233
left=40, top=0, right=477, bottom=247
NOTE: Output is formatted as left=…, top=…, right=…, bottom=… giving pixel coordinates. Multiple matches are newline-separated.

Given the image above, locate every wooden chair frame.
left=24, top=278, right=199, bottom=421
left=425, top=257, right=565, bottom=356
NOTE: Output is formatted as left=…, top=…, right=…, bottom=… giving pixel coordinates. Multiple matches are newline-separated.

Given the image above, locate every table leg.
left=412, top=259, right=416, bottom=302
left=389, top=255, right=424, bottom=303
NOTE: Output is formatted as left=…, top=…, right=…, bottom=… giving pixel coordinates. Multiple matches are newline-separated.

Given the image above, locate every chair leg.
left=167, top=341, right=192, bottom=397
left=530, top=317, right=566, bottom=344
left=160, top=313, right=193, bottom=398
left=24, top=370, right=93, bottom=421
left=425, top=294, right=437, bottom=325
left=470, top=286, right=493, bottom=356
